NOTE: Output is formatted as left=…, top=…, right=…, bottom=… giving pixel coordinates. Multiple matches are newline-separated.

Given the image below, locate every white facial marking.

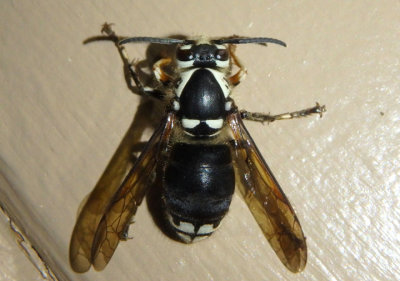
left=215, top=60, right=229, bottom=68
left=176, top=59, right=195, bottom=69
left=173, top=100, right=180, bottom=111
left=197, top=224, right=215, bottom=235
left=182, top=118, right=200, bottom=129
left=205, top=119, right=223, bottom=129
left=215, top=44, right=229, bottom=68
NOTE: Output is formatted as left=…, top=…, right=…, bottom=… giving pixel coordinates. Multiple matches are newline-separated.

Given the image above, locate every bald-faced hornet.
left=70, top=24, right=326, bottom=274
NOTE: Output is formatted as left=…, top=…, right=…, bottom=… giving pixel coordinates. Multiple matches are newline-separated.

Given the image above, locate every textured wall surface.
left=1, top=1, right=399, bottom=280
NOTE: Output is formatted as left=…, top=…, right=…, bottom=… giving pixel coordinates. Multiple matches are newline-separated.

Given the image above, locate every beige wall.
left=1, top=1, right=399, bottom=280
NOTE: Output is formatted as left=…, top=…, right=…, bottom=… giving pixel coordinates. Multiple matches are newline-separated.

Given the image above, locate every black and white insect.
left=70, top=24, right=325, bottom=274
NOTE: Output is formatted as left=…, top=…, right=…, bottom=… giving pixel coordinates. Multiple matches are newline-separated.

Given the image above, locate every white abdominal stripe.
left=205, top=118, right=223, bottom=129
left=182, top=118, right=223, bottom=130
left=181, top=118, right=200, bottom=129
left=167, top=213, right=219, bottom=243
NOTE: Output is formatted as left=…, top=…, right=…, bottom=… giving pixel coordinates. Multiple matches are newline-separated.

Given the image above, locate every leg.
left=101, top=23, right=167, bottom=100
left=228, top=44, right=247, bottom=86
left=241, top=102, right=326, bottom=123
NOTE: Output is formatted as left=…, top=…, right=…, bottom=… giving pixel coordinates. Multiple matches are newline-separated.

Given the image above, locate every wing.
left=228, top=110, right=307, bottom=273
left=69, top=112, right=176, bottom=272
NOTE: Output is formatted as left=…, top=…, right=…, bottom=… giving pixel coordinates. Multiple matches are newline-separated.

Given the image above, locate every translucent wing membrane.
left=228, top=111, right=307, bottom=272
left=69, top=112, right=175, bottom=272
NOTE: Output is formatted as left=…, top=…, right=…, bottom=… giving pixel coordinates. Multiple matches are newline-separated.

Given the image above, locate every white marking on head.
left=215, top=60, right=230, bottom=68
left=215, top=44, right=229, bottom=68
left=182, top=118, right=200, bottom=129
left=176, top=59, right=195, bottom=69
left=205, top=119, right=223, bottom=129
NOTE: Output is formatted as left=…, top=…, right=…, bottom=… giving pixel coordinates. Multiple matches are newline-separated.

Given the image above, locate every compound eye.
left=215, top=49, right=228, bottom=61
left=176, top=46, right=194, bottom=61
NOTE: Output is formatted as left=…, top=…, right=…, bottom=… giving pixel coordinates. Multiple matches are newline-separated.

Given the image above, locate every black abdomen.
left=163, top=143, right=234, bottom=242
